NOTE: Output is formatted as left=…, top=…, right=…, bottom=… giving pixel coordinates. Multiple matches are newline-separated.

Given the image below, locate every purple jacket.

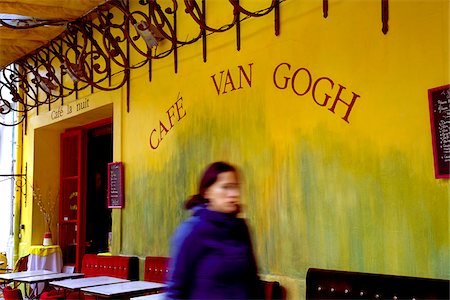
left=166, top=205, right=262, bottom=299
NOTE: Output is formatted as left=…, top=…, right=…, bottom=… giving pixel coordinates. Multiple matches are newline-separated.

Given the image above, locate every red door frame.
left=59, top=117, right=112, bottom=271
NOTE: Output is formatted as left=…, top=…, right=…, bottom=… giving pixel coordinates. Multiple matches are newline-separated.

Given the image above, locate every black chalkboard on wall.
left=428, top=84, right=450, bottom=178
left=108, top=162, right=124, bottom=208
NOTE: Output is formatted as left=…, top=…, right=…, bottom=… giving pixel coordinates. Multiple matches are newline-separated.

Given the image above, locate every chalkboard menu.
left=428, top=84, right=450, bottom=178
left=108, top=162, right=124, bottom=208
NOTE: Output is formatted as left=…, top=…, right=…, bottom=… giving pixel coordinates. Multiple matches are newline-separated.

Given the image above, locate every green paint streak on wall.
left=116, top=2, right=449, bottom=295
left=121, top=91, right=449, bottom=283
left=267, top=128, right=446, bottom=280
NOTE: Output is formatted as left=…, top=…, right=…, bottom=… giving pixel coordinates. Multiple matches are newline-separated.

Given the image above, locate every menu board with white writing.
left=428, top=84, right=450, bottom=178
left=108, top=162, right=124, bottom=208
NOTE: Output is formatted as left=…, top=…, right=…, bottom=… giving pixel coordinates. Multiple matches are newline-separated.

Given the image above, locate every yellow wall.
left=18, top=94, right=118, bottom=256
left=19, top=0, right=449, bottom=299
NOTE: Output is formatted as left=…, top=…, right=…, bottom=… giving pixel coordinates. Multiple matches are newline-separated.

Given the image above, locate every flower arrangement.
left=32, top=186, right=58, bottom=234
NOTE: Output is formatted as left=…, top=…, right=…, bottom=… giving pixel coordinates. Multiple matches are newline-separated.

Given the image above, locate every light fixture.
left=36, top=74, right=58, bottom=94
left=63, top=59, right=85, bottom=83
left=0, top=16, right=67, bottom=29
left=133, top=20, right=164, bottom=49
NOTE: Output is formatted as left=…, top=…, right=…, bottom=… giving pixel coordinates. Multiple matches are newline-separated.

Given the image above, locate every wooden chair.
left=13, top=255, right=29, bottom=272
left=0, top=254, right=31, bottom=291
left=0, top=251, right=8, bottom=273
left=0, top=252, right=10, bottom=292
left=12, top=255, right=29, bottom=289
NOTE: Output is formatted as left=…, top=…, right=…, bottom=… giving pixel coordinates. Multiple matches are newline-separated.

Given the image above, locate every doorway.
left=85, top=121, right=112, bottom=254
left=59, top=119, right=113, bottom=269
left=43, top=104, right=113, bottom=270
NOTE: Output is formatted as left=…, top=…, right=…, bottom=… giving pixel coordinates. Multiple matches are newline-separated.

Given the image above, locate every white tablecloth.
left=27, top=245, right=63, bottom=273
left=27, top=245, right=63, bottom=294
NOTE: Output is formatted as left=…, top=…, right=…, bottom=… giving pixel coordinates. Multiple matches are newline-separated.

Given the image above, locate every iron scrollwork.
left=0, top=166, right=27, bottom=206
left=0, top=0, right=281, bottom=127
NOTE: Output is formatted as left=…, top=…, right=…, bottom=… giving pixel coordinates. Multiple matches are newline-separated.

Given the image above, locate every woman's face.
left=204, top=171, right=241, bottom=214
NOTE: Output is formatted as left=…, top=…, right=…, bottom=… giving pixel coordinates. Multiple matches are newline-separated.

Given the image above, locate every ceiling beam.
left=0, top=26, right=64, bottom=40
left=0, top=1, right=102, bottom=19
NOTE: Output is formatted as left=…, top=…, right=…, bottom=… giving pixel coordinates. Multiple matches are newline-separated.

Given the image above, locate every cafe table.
left=81, top=280, right=166, bottom=299
left=27, top=245, right=63, bottom=273
left=0, top=269, right=56, bottom=283
left=49, top=276, right=130, bottom=299
left=13, top=272, right=84, bottom=299
left=50, top=275, right=130, bottom=291
left=131, top=293, right=166, bottom=300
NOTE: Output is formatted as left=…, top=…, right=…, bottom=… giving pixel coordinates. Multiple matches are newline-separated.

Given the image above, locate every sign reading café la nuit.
left=51, top=98, right=90, bottom=120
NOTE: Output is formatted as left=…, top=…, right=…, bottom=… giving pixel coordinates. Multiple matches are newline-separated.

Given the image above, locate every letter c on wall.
left=149, top=128, right=160, bottom=149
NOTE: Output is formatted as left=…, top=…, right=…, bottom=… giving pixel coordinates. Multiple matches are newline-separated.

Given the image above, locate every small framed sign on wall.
left=428, top=84, right=450, bottom=178
left=108, top=162, right=124, bottom=208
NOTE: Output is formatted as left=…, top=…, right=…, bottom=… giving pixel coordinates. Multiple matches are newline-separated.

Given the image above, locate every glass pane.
left=59, top=223, right=77, bottom=266
left=62, top=135, right=79, bottom=177
left=61, top=178, right=78, bottom=221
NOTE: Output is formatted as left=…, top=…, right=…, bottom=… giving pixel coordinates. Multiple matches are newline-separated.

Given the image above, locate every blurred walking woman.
left=166, top=162, right=262, bottom=299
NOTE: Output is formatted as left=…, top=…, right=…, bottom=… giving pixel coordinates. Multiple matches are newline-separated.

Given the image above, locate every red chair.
left=42, top=254, right=139, bottom=300
left=144, top=256, right=169, bottom=283
left=263, top=280, right=284, bottom=300
left=81, top=254, right=139, bottom=280
left=40, top=288, right=66, bottom=299
left=2, top=286, right=24, bottom=300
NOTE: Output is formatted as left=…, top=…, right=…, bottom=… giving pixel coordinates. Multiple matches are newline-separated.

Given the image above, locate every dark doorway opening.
left=85, top=122, right=112, bottom=254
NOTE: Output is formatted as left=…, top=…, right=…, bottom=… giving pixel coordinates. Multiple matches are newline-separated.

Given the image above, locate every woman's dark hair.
left=184, top=161, right=237, bottom=210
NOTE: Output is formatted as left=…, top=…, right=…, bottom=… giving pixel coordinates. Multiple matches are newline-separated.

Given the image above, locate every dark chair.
left=2, top=286, right=24, bottom=300
left=306, top=268, right=450, bottom=300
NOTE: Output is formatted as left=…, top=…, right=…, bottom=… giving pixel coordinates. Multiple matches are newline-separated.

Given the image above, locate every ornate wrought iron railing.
left=0, top=0, right=389, bottom=127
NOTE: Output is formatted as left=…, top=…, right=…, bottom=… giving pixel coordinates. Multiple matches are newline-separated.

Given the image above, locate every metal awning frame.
left=0, top=0, right=391, bottom=128
left=0, top=0, right=284, bottom=127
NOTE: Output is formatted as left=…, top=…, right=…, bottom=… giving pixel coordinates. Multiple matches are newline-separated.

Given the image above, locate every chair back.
left=62, top=265, right=75, bottom=273
left=262, top=280, right=284, bottom=300
left=13, top=255, right=29, bottom=272
left=8, top=255, right=30, bottom=288
left=0, top=252, right=8, bottom=273
left=81, top=254, right=139, bottom=280
left=39, top=289, right=66, bottom=300
left=306, top=268, right=450, bottom=300
left=3, top=286, right=24, bottom=300
left=144, top=256, right=169, bottom=283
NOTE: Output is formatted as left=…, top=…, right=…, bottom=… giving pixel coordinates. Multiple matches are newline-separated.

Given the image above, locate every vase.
left=43, top=231, right=53, bottom=246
